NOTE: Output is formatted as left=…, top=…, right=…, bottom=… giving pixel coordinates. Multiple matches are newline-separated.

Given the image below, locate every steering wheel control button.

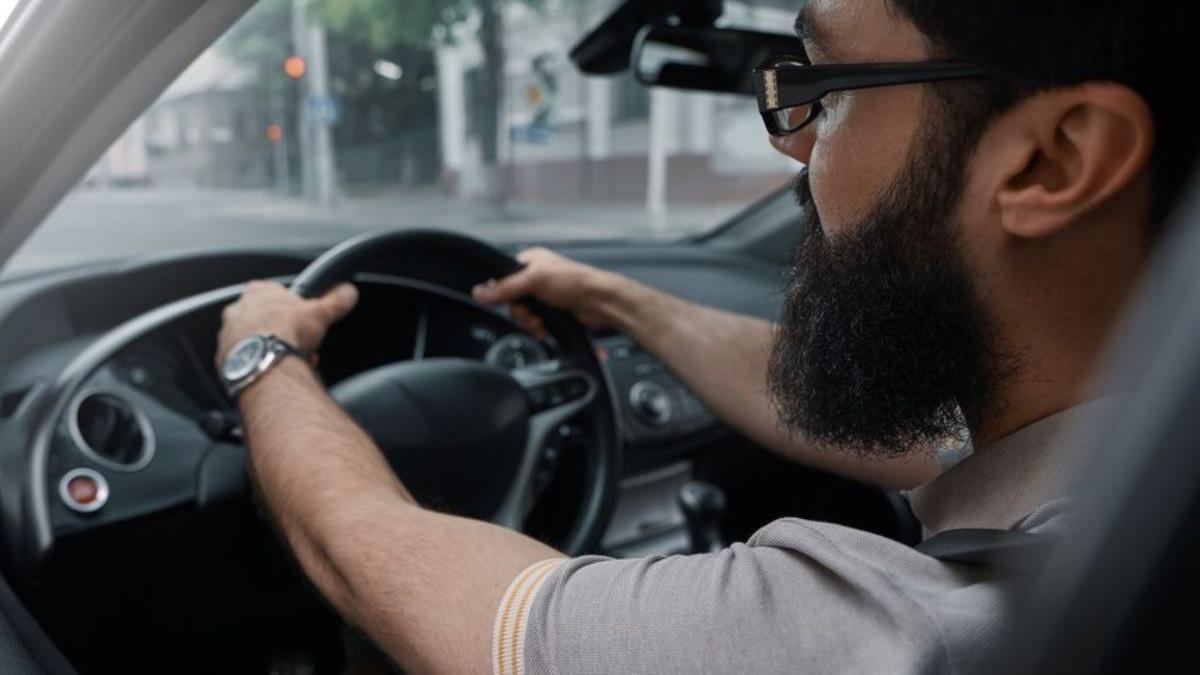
left=528, top=386, right=549, bottom=411
left=630, top=381, right=673, bottom=427
left=563, top=377, right=589, bottom=400
left=59, top=468, right=110, bottom=513
left=528, top=377, right=591, bottom=413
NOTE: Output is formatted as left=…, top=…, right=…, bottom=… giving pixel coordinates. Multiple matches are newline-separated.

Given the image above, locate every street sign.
left=307, top=94, right=340, bottom=127
left=511, top=124, right=551, bottom=144
left=510, top=53, right=558, bottom=145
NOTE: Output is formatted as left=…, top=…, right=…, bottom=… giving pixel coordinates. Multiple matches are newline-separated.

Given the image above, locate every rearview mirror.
left=632, top=25, right=798, bottom=96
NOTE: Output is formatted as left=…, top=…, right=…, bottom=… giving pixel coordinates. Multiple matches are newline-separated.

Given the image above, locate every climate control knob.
left=629, top=381, right=672, bottom=427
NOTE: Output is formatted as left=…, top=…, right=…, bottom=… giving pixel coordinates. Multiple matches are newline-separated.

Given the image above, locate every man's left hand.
left=216, top=280, right=359, bottom=369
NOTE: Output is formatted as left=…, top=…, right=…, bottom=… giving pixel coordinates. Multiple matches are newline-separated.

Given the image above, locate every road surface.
left=3, top=187, right=751, bottom=278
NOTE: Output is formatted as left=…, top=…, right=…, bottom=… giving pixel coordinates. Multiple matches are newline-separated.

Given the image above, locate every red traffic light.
left=265, top=124, right=283, bottom=143
left=284, top=55, right=306, bottom=79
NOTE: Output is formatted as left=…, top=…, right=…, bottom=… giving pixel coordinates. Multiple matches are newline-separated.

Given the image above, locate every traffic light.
left=284, top=55, right=306, bottom=80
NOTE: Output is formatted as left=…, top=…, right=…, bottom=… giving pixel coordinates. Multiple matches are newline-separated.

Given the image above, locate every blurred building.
left=88, top=50, right=273, bottom=189
left=436, top=0, right=799, bottom=206
left=86, top=0, right=798, bottom=214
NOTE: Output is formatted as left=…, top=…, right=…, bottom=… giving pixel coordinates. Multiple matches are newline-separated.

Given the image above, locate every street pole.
left=647, top=88, right=671, bottom=230
left=435, top=47, right=467, bottom=197
left=307, top=21, right=338, bottom=208
left=270, top=93, right=290, bottom=194
left=290, top=0, right=315, bottom=201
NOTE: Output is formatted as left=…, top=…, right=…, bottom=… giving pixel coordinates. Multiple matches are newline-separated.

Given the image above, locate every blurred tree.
left=219, top=0, right=446, bottom=191
left=218, top=0, right=294, bottom=97
left=216, top=0, right=301, bottom=190
left=220, top=0, right=590, bottom=198
left=318, top=0, right=584, bottom=203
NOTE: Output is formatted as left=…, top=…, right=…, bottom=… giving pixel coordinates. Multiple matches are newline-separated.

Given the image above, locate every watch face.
left=223, top=336, right=267, bottom=382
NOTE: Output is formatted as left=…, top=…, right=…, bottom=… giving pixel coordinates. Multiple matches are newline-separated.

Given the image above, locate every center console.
left=592, top=333, right=726, bottom=556
left=594, top=334, right=720, bottom=450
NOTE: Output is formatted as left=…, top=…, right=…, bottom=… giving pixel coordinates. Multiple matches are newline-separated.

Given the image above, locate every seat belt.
left=915, top=528, right=1055, bottom=573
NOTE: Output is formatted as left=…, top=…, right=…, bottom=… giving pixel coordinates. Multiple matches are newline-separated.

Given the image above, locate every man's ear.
left=989, top=84, right=1155, bottom=239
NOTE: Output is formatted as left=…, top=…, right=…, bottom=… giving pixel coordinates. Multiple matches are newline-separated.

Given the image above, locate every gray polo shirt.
left=491, top=399, right=1115, bottom=675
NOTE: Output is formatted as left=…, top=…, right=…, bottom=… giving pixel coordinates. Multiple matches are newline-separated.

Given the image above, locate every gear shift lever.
left=677, top=481, right=728, bottom=553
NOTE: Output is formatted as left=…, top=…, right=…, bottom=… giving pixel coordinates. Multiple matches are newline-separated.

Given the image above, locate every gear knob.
left=678, top=481, right=728, bottom=554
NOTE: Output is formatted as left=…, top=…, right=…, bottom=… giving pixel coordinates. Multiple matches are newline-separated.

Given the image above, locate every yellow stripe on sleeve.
left=493, top=559, right=566, bottom=675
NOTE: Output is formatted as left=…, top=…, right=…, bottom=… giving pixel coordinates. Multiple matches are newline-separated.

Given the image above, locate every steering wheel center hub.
left=331, top=358, right=530, bottom=519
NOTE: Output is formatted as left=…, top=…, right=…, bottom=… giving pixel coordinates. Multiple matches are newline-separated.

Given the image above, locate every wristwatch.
left=220, top=333, right=308, bottom=397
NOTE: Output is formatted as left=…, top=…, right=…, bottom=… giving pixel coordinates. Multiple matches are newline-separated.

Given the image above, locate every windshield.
left=4, top=0, right=798, bottom=278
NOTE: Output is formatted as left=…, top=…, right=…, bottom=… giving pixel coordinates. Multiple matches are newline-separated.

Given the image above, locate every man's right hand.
left=471, top=247, right=627, bottom=339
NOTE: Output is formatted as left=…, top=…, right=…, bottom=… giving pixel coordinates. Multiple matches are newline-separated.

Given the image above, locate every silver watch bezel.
left=221, top=334, right=297, bottom=396
left=222, top=334, right=268, bottom=382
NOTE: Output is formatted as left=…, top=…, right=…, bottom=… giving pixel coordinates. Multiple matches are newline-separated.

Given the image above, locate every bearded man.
left=215, top=1, right=1200, bottom=672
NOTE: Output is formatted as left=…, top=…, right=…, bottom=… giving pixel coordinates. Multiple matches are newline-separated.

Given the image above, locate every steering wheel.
left=18, top=231, right=620, bottom=575
left=291, top=230, right=621, bottom=553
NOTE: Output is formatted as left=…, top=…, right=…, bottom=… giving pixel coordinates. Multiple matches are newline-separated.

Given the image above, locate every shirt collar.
left=906, top=397, right=1124, bottom=537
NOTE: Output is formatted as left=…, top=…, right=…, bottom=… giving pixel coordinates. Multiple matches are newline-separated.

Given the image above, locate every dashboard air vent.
left=70, top=390, right=154, bottom=471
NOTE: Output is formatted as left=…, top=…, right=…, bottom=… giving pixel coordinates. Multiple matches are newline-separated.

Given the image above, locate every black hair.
left=889, top=0, right=1200, bottom=239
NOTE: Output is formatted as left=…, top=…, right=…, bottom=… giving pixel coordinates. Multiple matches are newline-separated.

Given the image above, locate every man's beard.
left=768, top=134, right=1008, bottom=460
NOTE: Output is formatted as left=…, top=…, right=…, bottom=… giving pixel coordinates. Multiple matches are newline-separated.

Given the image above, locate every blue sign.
left=307, top=94, right=340, bottom=127
left=511, top=124, right=550, bottom=145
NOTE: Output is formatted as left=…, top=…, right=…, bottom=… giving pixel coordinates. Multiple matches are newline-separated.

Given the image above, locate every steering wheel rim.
left=291, top=229, right=621, bottom=556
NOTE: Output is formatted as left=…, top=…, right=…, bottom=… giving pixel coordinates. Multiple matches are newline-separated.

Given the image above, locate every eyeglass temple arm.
left=756, top=63, right=987, bottom=112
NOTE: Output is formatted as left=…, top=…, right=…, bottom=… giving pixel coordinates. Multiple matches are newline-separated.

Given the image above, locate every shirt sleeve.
left=508, top=519, right=961, bottom=675
left=492, top=558, right=567, bottom=675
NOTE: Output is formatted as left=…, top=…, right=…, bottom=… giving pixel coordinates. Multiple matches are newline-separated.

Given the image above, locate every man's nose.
left=769, top=126, right=816, bottom=164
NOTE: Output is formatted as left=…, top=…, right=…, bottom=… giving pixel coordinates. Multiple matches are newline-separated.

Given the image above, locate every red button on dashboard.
left=59, top=468, right=109, bottom=513
left=67, top=476, right=99, bottom=504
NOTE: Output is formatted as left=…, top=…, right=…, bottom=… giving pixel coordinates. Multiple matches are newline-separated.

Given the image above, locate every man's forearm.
left=590, top=276, right=939, bottom=489
left=239, top=357, right=417, bottom=629
left=239, top=358, right=561, bottom=674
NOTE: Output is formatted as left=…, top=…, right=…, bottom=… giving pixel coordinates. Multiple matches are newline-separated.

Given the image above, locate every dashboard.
left=38, top=277, right=574, bottom=543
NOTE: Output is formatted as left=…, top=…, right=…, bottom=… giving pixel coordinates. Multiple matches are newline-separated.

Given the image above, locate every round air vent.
left=70, top=390, right=155, bottom=471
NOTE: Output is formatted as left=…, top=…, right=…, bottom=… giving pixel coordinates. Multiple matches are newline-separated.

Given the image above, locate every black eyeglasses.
left=753, top=55, right=990, bottom=136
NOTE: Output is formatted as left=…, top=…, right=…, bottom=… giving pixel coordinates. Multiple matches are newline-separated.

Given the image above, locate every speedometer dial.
left=485, top=333, right=548, bottom=370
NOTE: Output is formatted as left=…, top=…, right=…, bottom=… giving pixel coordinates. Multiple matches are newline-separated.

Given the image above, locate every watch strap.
left=269, top=335, right=308, bottom=359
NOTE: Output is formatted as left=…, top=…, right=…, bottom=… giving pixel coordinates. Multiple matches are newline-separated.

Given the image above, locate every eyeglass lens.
left=772, top=101, right=820, bottom=134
